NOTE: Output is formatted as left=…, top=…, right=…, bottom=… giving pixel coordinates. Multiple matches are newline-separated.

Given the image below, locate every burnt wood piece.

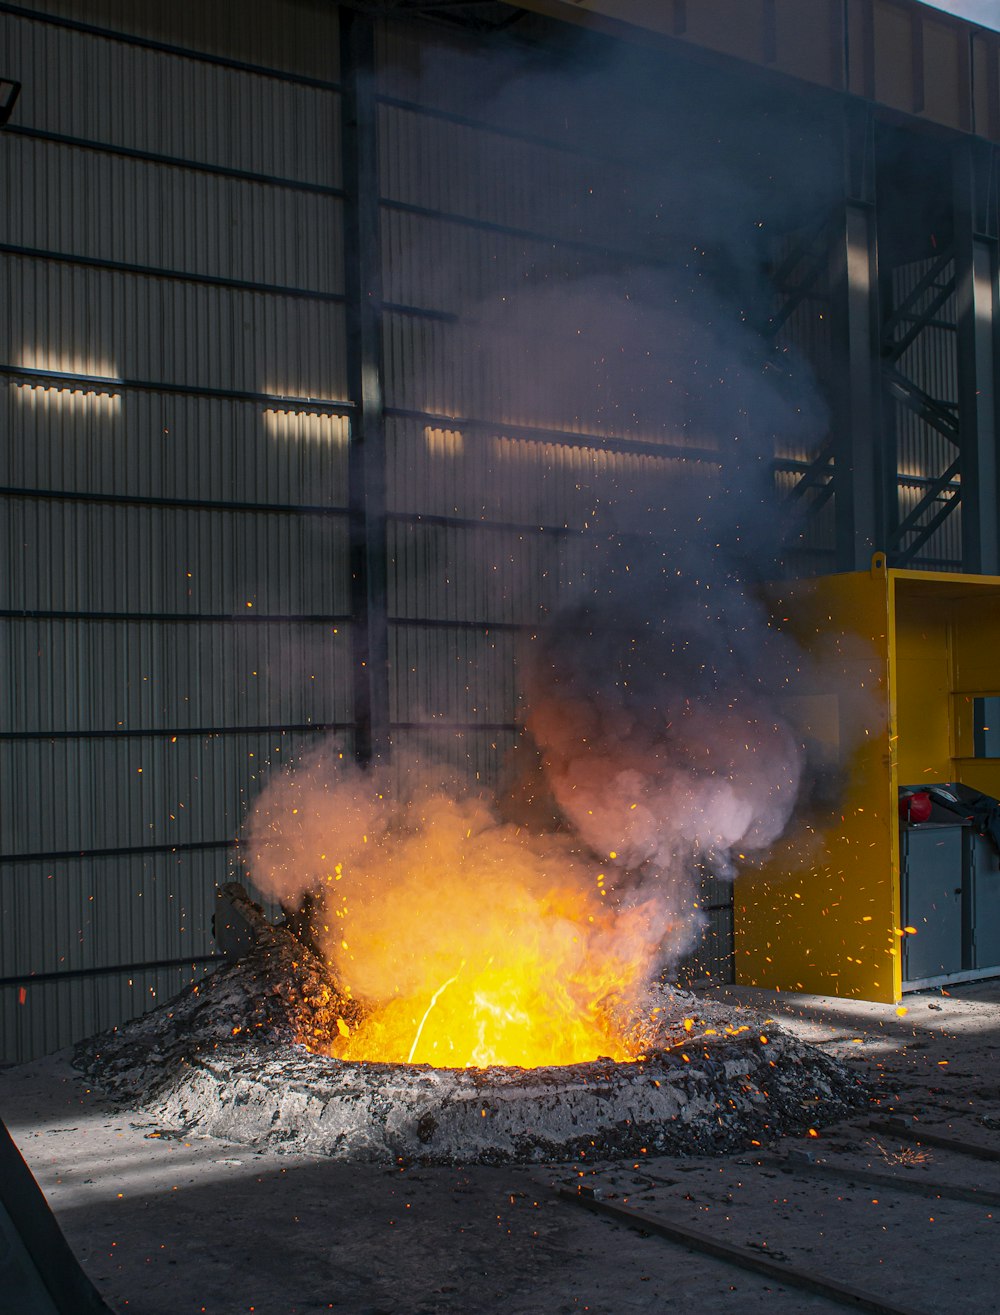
left=213, top=881, right=271, bottom=958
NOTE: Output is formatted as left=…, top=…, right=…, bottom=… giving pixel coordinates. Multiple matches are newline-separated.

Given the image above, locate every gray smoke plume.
left=241, top=20, right=845, bottom=1035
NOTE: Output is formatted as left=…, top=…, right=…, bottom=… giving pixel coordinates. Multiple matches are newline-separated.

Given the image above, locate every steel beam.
left=829, top=202, right=880, bottom=569
left=341, top=9, right=391, bottom=766
left=827, top=104, right=881, bottom=571
left=953, top=140, right=999, bottom=574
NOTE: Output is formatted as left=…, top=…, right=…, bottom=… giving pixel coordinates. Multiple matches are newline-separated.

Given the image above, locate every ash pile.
left=76, top=884, right=869, bottom=1166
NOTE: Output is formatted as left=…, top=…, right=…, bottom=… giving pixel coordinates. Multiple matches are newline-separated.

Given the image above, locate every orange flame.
left=318, top=876, right=653, bottom=1068
left=248, top=757, right=689, bottom=1069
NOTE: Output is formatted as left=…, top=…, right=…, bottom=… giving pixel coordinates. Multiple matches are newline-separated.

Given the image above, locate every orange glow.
left=247, top=757, right=690, bottom=1070
left=318, top=872, right=651, bottom=1068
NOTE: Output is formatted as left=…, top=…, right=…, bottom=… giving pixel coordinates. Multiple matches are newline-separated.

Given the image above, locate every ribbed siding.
left=5, top=0, right=342, bottom=80
left=3, top=391, right=349, bottom=504
left=1, top=618, right=353, bottom=732
left=3, top=257, right=349, bottom=401
left=1, top=965, right=218, bottom=1066
left=1, top=0, right=350, bottom=1060
left=0, top=729, right=336, bottom=856
left=2, top=500, right=350, bottom=614
left=2, top=134, right=345, bottom=294
left=1, top=7, right=342, bottom=185
left=389, top=726, right=520, bottom=792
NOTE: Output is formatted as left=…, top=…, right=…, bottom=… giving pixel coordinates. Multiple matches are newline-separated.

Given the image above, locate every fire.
left=247, top=758, right=671, bottom=1069
left=316, top=869, right=652, bottom=1068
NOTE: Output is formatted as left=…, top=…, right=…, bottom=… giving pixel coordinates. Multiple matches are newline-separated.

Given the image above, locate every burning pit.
left=76, top=885, right=868, bottom=1165
left=78, top=549, right=869, bottom=1162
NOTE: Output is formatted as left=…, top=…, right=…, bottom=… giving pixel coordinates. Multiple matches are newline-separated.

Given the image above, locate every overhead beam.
left=506, top=0, right=1000, bottom=144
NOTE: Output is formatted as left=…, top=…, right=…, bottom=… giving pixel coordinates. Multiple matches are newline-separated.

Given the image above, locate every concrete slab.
left=1, top=979, right=997, bottom=1315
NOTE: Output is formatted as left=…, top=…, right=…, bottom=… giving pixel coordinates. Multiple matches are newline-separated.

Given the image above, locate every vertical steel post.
left=341, top=9, right=390, bottom=765
left=954, top=139, right=999, bottom=575
left=830, top=103, right=881, bottom=570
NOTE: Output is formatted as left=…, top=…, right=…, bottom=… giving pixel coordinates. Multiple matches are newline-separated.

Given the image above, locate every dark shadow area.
left=47, top=1154, right=657, bottom=1315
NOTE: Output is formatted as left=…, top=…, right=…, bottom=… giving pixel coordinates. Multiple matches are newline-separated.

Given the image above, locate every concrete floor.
left=2, top=980, right=999, bottom=1315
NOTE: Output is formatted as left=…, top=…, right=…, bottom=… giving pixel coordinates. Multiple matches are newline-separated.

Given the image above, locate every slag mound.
left=75, top=885, right=869, bottom=1165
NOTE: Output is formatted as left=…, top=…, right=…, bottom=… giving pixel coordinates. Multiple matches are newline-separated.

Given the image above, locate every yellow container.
left=735, top=554, right=1000, bottom=1002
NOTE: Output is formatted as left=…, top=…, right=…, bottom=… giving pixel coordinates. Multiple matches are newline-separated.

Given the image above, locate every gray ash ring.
left=75, top=891, right=868, bottom=1165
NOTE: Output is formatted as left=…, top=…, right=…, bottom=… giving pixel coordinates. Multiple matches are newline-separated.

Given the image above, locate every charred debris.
left=75, top=884, right=869, bottom=1166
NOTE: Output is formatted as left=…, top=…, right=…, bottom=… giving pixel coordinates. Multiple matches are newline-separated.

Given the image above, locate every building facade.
left=2, top=0, right=999, bottom=1060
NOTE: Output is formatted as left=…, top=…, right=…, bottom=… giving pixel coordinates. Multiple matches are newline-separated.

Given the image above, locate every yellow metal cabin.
left=735, top=555, right=1000, bottom=1003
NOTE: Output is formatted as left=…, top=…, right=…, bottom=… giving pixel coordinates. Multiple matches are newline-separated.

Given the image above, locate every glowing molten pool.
left=314, top=885, right=651, bottom=1069
left=311, top=861, right=667, bottom=1068
left=248, top=771, right=677, bottom=1070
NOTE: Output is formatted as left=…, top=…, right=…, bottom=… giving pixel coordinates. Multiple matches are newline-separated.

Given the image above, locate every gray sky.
left=927, top=1, right=1000, bottom=29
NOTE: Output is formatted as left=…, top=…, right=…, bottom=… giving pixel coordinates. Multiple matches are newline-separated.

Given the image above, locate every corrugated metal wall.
left=6, top=1, right=925, bottom=1059
left=0, top=0, right=351, bottom=1060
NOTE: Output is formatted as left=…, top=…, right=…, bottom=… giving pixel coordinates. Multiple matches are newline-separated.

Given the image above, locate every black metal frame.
left=775, top=100, right=1000, bottom=577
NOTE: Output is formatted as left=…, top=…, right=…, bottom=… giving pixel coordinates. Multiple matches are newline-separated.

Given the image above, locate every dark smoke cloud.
left=243, top=17, right=850, bottom=1009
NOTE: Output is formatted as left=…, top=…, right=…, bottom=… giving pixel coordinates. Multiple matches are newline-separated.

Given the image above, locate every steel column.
left=953, top=141, right=999, bottom=575
left=830, top=105, right=880, bottom=570
left=341, top=9, right=390, bottom=765
left=829, top=202, right=880, bottom=569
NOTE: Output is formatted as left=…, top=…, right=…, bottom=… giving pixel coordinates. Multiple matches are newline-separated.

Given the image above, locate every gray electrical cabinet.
left=901, top=821, right=1000, bottom=986
left=901, top=825, right=966, bottom=982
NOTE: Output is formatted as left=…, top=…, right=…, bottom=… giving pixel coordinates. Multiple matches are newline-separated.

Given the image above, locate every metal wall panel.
left=1, top=851, right=221, bottom=981
left=378, top=101, right=646, bottom=251
left=389, top=624, right=519, bottom=727
left=2, top=500, right=351, bottom=614
left=771, top=0, right=843, bottom=89
left=922, top=15, right=966, bottom=131
left=1, top=964, right=219, bottom=1066
left=682, top=0, right=782, bottom=67
left=889, top=257, right=963, bottom=569
left=6, top=0, right=342, bottom=80
left=0, top=729, right=335, bottom=856
left=3, top=257, right=349, bottom=401
left=1, top=135, right=345, bottom=294
left=768, top=221, right=841, bottom=568
left=971, top=31, right=1000, bottom=141
left=1, top=619, right=353, bottom=733
left=0, top=7, right=342, bottom=186
left=871, top=3, right=916, bottom=114
left=390, top=726, right=520, bottom=791
left=2, top=390, right=349, bottom=505
left=1, top=0, right=350, bottom=1061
